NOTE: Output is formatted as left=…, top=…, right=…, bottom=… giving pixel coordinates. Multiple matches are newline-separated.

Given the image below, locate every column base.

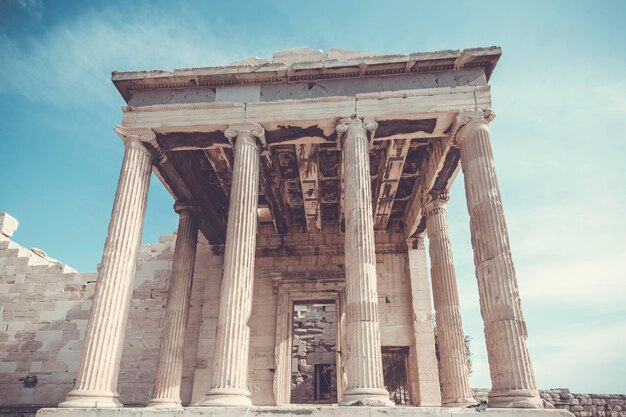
left=488, top=389, right=543, bottom=408
left=340, top=388, right=395, bottom=407
left=196, top=388, right=252, bottom=407
left=58, top=390, right=123, bottom=408
left=443, top=397, right=478, bottom=407
left=146, top=398, right=183, bottom=408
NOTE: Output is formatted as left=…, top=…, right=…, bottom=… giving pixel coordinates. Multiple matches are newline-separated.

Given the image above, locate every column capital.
left=115, top=126, right=167, bottom=165
left=336, top=117, right=378, bottom=145
left=224, top=123, right=266, bottom=149
left=424, top=191, right=450, bottom=216
left=173, top=202, right=199, bottom=218
left=407, top=236, right=426, bottom=250
left=452, top=110, right=496, bottom=147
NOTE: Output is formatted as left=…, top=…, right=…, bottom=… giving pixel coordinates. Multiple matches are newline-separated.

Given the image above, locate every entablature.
left=112, top=46, right=500, bottom=104
left=112, top=48, right=498, bottom=247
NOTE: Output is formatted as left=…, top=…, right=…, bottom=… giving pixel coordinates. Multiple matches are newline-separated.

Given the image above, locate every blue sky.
left=1, top=0, right=625, bottom=395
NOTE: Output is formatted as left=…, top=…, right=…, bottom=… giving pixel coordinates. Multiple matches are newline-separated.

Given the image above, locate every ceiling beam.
left=167, top=151, right=228, bottom=243
left=402, top=138, right=452, bottom=239
left=153, top=156, right=224, bottom=243
left=373, top=139, right=411, bottom=230
left=203, top=148, right=233, bottom=197
left=260, top=151, right=289, bottom=235
left=295, top=144, right=321, bottom=233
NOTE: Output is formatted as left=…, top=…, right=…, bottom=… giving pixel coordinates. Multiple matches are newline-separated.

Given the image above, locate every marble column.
left=337, top=117, right=393, bottom=407
left=60, top=129, right=155, bottom=408
left=457, top=111, right=542, bottom=408
left=198, top=124, right=262, bottom=406
left=425, top=193, right=475, bottom=407
left=148, top=203, right=199, bottom=408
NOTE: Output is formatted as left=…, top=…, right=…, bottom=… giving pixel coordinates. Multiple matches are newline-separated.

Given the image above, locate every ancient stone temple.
left=0, top=46, right=574, bottom=417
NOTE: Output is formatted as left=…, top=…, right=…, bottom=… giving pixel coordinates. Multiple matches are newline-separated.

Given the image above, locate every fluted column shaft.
left=338, top=118, right=393, bottom=407
left=60, top=134, right=153, bottom=408
left=148, top=203, right=199, bottom=408
left=458, top=115, right=542, bottom=408
left=425, top=195, right=475, bottom=407
left=198, top=125, right=261, bottom=406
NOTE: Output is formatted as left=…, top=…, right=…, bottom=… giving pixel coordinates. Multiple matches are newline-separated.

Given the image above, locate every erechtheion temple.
left=0, top=46, right=574, bottom=417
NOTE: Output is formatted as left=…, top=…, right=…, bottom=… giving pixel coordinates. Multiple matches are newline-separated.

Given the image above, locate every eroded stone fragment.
left=0, top=212, right=18, bottom=238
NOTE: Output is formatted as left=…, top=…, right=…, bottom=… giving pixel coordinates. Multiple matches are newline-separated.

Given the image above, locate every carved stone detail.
left=60, top=133, right=152, bottom=408
left=425, top=197, right=475, bottom=407
left=148, top=203, right=199, bottom=408
left=197, top=125, right=262, bottom=406
left=457, top=117, right=542, bottom=408
left=115, top=126, right=167, bottom=165
left=337, top=117, right=378, bottom=148
left=452, top=110, right=496, bottom=147
left=224, top=122, right=266, bottom=149
left=337, top=118, right=393, bottom=407
left=424, top=192, right=450, bottom=217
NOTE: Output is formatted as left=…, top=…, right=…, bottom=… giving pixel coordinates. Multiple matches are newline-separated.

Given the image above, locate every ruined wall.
left=473, top=389, right=626, bottom=417
left=0, top=230, right=176, bottom=406
left=0, top=233, right=90, bottom=406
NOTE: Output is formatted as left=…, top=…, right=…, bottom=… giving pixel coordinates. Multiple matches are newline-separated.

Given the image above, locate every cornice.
left=112, top=46, right=501, bottom=102
left=122, top=101, right=244, bottom=113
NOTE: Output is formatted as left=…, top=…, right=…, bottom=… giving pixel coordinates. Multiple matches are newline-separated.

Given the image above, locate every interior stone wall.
left=189, top=231, right=418, bottom=406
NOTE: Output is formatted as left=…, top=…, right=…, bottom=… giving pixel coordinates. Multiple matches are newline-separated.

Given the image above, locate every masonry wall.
left=0, top=232, right=176, bottom=406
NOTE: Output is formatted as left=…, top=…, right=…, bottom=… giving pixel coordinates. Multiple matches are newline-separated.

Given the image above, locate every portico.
left=57, top=46, right=543, bottom=410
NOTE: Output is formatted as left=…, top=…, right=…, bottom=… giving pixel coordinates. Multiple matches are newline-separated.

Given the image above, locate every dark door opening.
left=382, top=346, right=410, bottom=405
left=290, top=302, right=337, bottom=404
left=314, top=364, right=334, bottom=401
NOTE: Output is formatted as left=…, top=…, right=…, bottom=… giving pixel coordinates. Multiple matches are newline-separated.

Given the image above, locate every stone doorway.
left=290, top=302, right=337, bottom=404
left=272, top=279, right=346, bottom=405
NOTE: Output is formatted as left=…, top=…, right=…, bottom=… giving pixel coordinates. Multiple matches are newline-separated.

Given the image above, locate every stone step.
left=31, top=407, right=576, bottom=417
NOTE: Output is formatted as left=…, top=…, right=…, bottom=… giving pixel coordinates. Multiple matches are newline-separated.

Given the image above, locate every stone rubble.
left=473, top=389, right=626, bottom=417
left=290, top=304, right=337, bottom=404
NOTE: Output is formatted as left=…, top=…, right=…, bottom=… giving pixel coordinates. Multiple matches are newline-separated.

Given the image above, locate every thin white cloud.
left=511, top=199, right=626, bottom=309
left=15, top=0, right=43, bottom=18
left=0, top=9, right=260, bottom=108
left=530, top=319, right=626, bottom=393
